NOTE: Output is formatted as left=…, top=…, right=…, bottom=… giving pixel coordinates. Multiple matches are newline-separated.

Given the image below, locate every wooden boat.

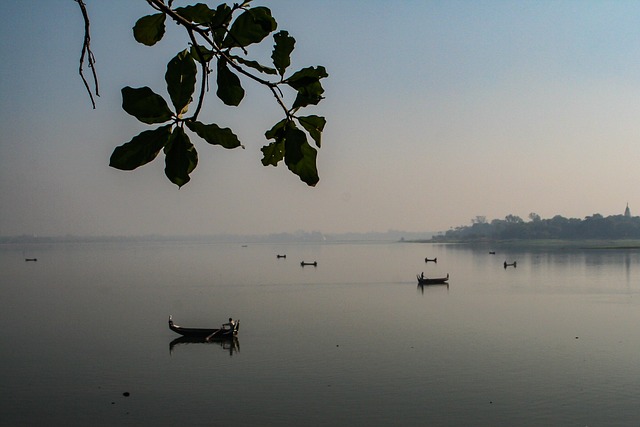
left=503, top=261, right=517, bottom=268
left=300, top=261, right=317, bottom=266
left=424, top=257, right=437, bottom=263
left=417, top=273, right=449, bottom=285
left=25, top=258, right=38, bottom=262
left=168, top=316, right=239, bottom=340
left=277, top=254, right=286, bottom=258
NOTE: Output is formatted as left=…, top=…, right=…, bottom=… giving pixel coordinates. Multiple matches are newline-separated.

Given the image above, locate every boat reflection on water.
left=417, top=282, right=449, bottom=295
left=169, top=336, right=240, bottom=356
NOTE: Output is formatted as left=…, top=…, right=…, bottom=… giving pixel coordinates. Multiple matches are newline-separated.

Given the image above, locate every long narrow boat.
left=417, top=273, right=449, bottom=285
left=168, top=316, right=239, bottom=339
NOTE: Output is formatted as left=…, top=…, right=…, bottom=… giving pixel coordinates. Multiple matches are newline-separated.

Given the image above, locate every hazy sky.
left=2, top=0, right=640, bottom=237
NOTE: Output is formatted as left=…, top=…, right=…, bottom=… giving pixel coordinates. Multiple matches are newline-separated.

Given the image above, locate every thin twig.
left=75, top=0, right=99, bottom=109
left=185, top=28, right=208, bottom=120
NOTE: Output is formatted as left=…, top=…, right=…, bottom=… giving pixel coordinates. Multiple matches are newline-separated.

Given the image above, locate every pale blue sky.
left=2, top=1, right=640, bottom=236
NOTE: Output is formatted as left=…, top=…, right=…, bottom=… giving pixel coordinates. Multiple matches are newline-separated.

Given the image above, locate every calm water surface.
left=1, top=241, right=640, bottom=426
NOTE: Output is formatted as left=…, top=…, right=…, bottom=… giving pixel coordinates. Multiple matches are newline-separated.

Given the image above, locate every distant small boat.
left=25, top=258, right=38, bottom=262
left=277, top=254, right=286, bottom=259
left=417, top=273, right=449, bottom=285
left=489, top=251, right=496, bottom=255
left=168, top=316, right=239, bottom=340
left=424, top=257, right=437, bottom=263
left=301, top=261, right=317, bottom=267
left=504, top=261, right=517, bottom=268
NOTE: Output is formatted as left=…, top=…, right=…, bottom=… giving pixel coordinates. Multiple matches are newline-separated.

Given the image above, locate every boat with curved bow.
left=168, top=316, right=239, bottom=340
left=417, top=273, right=449, bottom=285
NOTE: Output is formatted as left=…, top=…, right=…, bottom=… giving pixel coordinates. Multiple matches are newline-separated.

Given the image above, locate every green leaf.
left=285, top=66, right=328, bottom=109
left=283, top=126, right=319, bottom=186
left=164, top=127, right=198, bottom=187
left=283, top=126, right=306, bottom=165
left=211, top=4, right=233, bottom=45
left=298, top=115, right=326, bottom=147
left=216, top=59, right=244, bottom=106
left=109, top=125, right=172, bottom=170
left=261, top=141, right=284, bottom=166
left=133, top=13, right=166, bottom=46
left=289, top=142, right=318, bottom=186
left=285, top=66, right=328, bottom=90
left=272, top=31, right=295, bottom=76
left=262, top=119, right=287, bottom=166
left=186, top=120, right=242, bottom=149
left=292, top=83, right=325, bottom=109
left=265, top=119, right=287, bottom=140
left=165, top=50, right=196, bottom=117
left=223, top=7, right=277, bottom=48
left=231, top=55, right=277, bottom=75
left=262, top=120, right=319, bottom=185
left=190, top=45, right=215, bottom=62
left=121, top=86, right=173, bottom=124
left=174, top=3, right=215, bottom=24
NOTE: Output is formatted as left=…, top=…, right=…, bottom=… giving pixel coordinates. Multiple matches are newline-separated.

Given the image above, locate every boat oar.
left=205, top=329, right=222, bottom=341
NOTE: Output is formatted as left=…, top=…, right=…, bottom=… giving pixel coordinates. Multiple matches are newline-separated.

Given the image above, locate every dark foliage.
left=434, top=213, right=640, bottom=241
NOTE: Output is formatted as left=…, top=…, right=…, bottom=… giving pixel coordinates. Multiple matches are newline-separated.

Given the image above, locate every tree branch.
left=185, top=27, right=208, bottom=120
left=75, top=0, right=99, bottom=109
left=146, top=0, right=290, bottom=118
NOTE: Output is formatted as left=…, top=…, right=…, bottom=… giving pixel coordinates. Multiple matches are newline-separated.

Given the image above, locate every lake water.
left=1, top=240, right=640, bottom=426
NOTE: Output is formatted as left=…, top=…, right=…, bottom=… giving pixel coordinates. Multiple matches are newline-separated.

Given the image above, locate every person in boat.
left=222, top=318, right=235, bottom=330
left=420, top=272, right=425, bottom=279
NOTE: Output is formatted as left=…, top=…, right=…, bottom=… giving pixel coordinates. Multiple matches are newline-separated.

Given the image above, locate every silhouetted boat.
left=277, top=254, right=286, bottom=258
left=301, top=261, right=317, bottom=266
left=504, top=261, right=517, bottom=268
left=25, top=258, right=37, bottom=262
left=168, top=316, right=239, bottom=339
left=417, top=273, right=449, bottom=285
left=424, top=257, right=437, bottom=263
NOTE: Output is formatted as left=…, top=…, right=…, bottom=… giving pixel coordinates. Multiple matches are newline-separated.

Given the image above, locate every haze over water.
left=2, top=240, right=639, bottom=426
left=2, top=3, right=640, bottom=424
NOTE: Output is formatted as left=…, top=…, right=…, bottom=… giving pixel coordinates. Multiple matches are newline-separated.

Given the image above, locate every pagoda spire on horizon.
left=624, top=203, right=631, bottom=217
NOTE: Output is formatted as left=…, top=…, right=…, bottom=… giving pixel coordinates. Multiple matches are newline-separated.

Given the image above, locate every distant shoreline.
left=404, top=238, right=640, bottom=250
left=0, top=230, right=434, bottom=245
left=6, top=235, right=640, bottom=250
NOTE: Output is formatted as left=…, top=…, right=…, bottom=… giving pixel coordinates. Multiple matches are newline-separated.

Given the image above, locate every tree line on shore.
left=432, top=213, right=640, bottom=241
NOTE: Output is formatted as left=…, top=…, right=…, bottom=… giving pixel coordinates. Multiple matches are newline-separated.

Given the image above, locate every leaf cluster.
left=110, top=0, right=327, bottom=187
